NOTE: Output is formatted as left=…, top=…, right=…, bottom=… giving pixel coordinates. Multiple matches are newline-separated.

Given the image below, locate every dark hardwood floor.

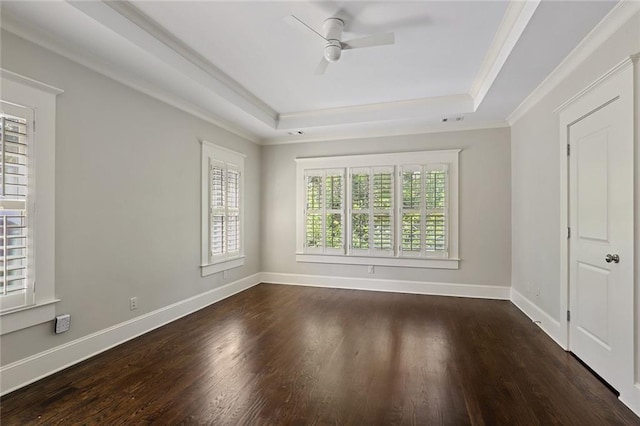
left=1, top=283, right=639, bottom=425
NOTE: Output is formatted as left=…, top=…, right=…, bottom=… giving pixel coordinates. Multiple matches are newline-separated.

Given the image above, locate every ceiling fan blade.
left=284, top=15, right=327, bottom=42
left=341, top=33, right=395, bottom=50
left=315, top=57, right=329, bottom=75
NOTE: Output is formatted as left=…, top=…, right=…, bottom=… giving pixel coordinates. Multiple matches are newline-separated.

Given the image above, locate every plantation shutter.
left=425, top=164, right=448, bottom=255
left=0, top=109, right=31, bottom=309
left=226, top=165, right=240, bottom=255
left=399, top=164, right=448, bottom=257
left=371, top=167, right=394, bottom=256
left=210, top=159, right=226, bottom=260
left=350, top=168, right=370, bottom=254
left=348, top=167, right=394, bottom=256
left=304, top=170, right=323, bottom=252
left=209, top=159, right=242, bottom=263
left=296, top=150, right=458, bottom=265
left=324, top=169, right=344, bottom=254
left=304, top=169, right=345, bottom=254
left=400, top=165, right=422, bottom=256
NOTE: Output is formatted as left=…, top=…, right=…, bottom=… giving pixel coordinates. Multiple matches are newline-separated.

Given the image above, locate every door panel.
left=576, top=262, right=610, bottom=348
left=577, top=129, right=609, bottom=241
left=568, top=70, right=634, bottom=393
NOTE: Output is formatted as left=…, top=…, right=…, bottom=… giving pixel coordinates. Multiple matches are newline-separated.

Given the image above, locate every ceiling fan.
left=286, top=15, right=395, bottom=75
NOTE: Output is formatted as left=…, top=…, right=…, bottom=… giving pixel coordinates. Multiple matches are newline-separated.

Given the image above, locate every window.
left=296, top=150, right=460, bottom=269
left=304, top=169, right=344, bottom=254
left=0, top=70, right=61, bottom=335
left=201, top=141, right=245, bottom=276
left=400, top=165, right=449, bottom=257
left=0, top=106, right=33, bottom=312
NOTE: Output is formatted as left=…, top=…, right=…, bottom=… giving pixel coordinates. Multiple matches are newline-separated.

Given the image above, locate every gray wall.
left=0, top=31, right=262, bottom=365
left=261, top=128, right=512, bottom=286
left=510, top=11, right=640, bottom=320
left=1, top=27, right=513, bottom=369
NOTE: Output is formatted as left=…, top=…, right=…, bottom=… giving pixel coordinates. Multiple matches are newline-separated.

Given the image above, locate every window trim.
left=0, top=69, right=62, bottom=335
left=295, top=149, right=460, bottom=269
left=200, top=140, right=245, bottom=277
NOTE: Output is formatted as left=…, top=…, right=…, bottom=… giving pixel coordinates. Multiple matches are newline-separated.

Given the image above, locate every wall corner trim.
left=0, top=273, right=261, bottom=396
left=510, top=287, right=566, bottom=349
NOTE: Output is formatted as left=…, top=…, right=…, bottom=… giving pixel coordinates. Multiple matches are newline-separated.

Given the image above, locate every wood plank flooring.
left=1, top=283, right=639, bottom=425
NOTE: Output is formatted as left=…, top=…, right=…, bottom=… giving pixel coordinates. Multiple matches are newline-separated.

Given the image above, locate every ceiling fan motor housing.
left=323, top=17, right=344, bottom=62
left=324, top=40, right=342, bottom=62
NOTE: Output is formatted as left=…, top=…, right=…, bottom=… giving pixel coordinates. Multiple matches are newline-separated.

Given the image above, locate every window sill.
left=201, top=256, right=245, bottom=277
left=0, top=299, right=60, bottom=335
left=296, top=254, right=460, bottom=269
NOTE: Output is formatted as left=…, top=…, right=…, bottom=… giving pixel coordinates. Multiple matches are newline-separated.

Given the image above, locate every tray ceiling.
left=0, top=1, right=618, bottom=144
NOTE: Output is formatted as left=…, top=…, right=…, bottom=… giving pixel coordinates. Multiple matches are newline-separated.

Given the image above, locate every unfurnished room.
left=1, top=0, right=640, bottom=424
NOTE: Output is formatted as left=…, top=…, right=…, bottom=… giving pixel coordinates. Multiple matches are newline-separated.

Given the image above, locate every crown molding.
left=0, top=68, right=64, bottom=95
left=278, top=94, right=474, bottom=130
left=470, top=0, right=541, bottom=111
left=262, top=119, right=509, bottom=146
left=69, top=0, right=278, bottom=128
left=554, top=55, right=634, bottom=113
left=507, top=0, right=640, bottom=125
left=0, top=13, right=262, bottom=144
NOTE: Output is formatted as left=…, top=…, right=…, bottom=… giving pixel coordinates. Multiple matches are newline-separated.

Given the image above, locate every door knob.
left=605, top=254, right=620, bottom=263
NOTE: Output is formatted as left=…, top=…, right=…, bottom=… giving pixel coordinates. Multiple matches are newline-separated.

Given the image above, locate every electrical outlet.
left=223, top=270, right=229, bottom=279
left=368, top=265, right=375, bottom=274
left=55, top=314, right=71, bottom=334
left=130, top=297, right=138, bottom=311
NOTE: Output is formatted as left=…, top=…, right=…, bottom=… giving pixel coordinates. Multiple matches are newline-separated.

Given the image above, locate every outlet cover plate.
left=55, top=314, right=71, bottom=334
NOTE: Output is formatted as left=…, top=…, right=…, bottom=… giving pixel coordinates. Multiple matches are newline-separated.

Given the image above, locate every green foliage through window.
left=352, top=173, right=369, bottom=210
left=305, top=171, right=344, bottom=251
left=351, top=213, right=369, bottom=249
left=326, top=213, right=342, bottom=248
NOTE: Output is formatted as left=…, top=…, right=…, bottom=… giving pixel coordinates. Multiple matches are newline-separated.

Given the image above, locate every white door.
left=568, top=68, right=634, bottom=392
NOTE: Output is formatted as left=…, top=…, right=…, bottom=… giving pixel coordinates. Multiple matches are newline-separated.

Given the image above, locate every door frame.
left=556, top=54, right=638, bottom=404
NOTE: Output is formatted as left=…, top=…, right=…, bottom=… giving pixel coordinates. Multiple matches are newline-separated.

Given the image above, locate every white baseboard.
left=261, top=272, right=511, bottom=300
left=510, top=288, right=567, bottom=349
left=619, top=385, right=640, bottom=419
left=511, top=289, right=640, bottom=419
left=0, top=273, right=261, bottom=396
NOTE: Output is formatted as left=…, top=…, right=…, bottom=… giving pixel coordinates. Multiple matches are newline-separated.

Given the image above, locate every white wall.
left=261, top=128, right=511, bottom=288
left=0, top=31, right=262, bottom=366
left=511, top=8, right=640, bottom=415
left=511, top=10, right=640, bottom=321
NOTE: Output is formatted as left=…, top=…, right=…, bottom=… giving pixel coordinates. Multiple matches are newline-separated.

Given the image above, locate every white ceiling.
left=0, top=1, right=618, bottom=144
left=134, top=1, right=507, bottom=112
